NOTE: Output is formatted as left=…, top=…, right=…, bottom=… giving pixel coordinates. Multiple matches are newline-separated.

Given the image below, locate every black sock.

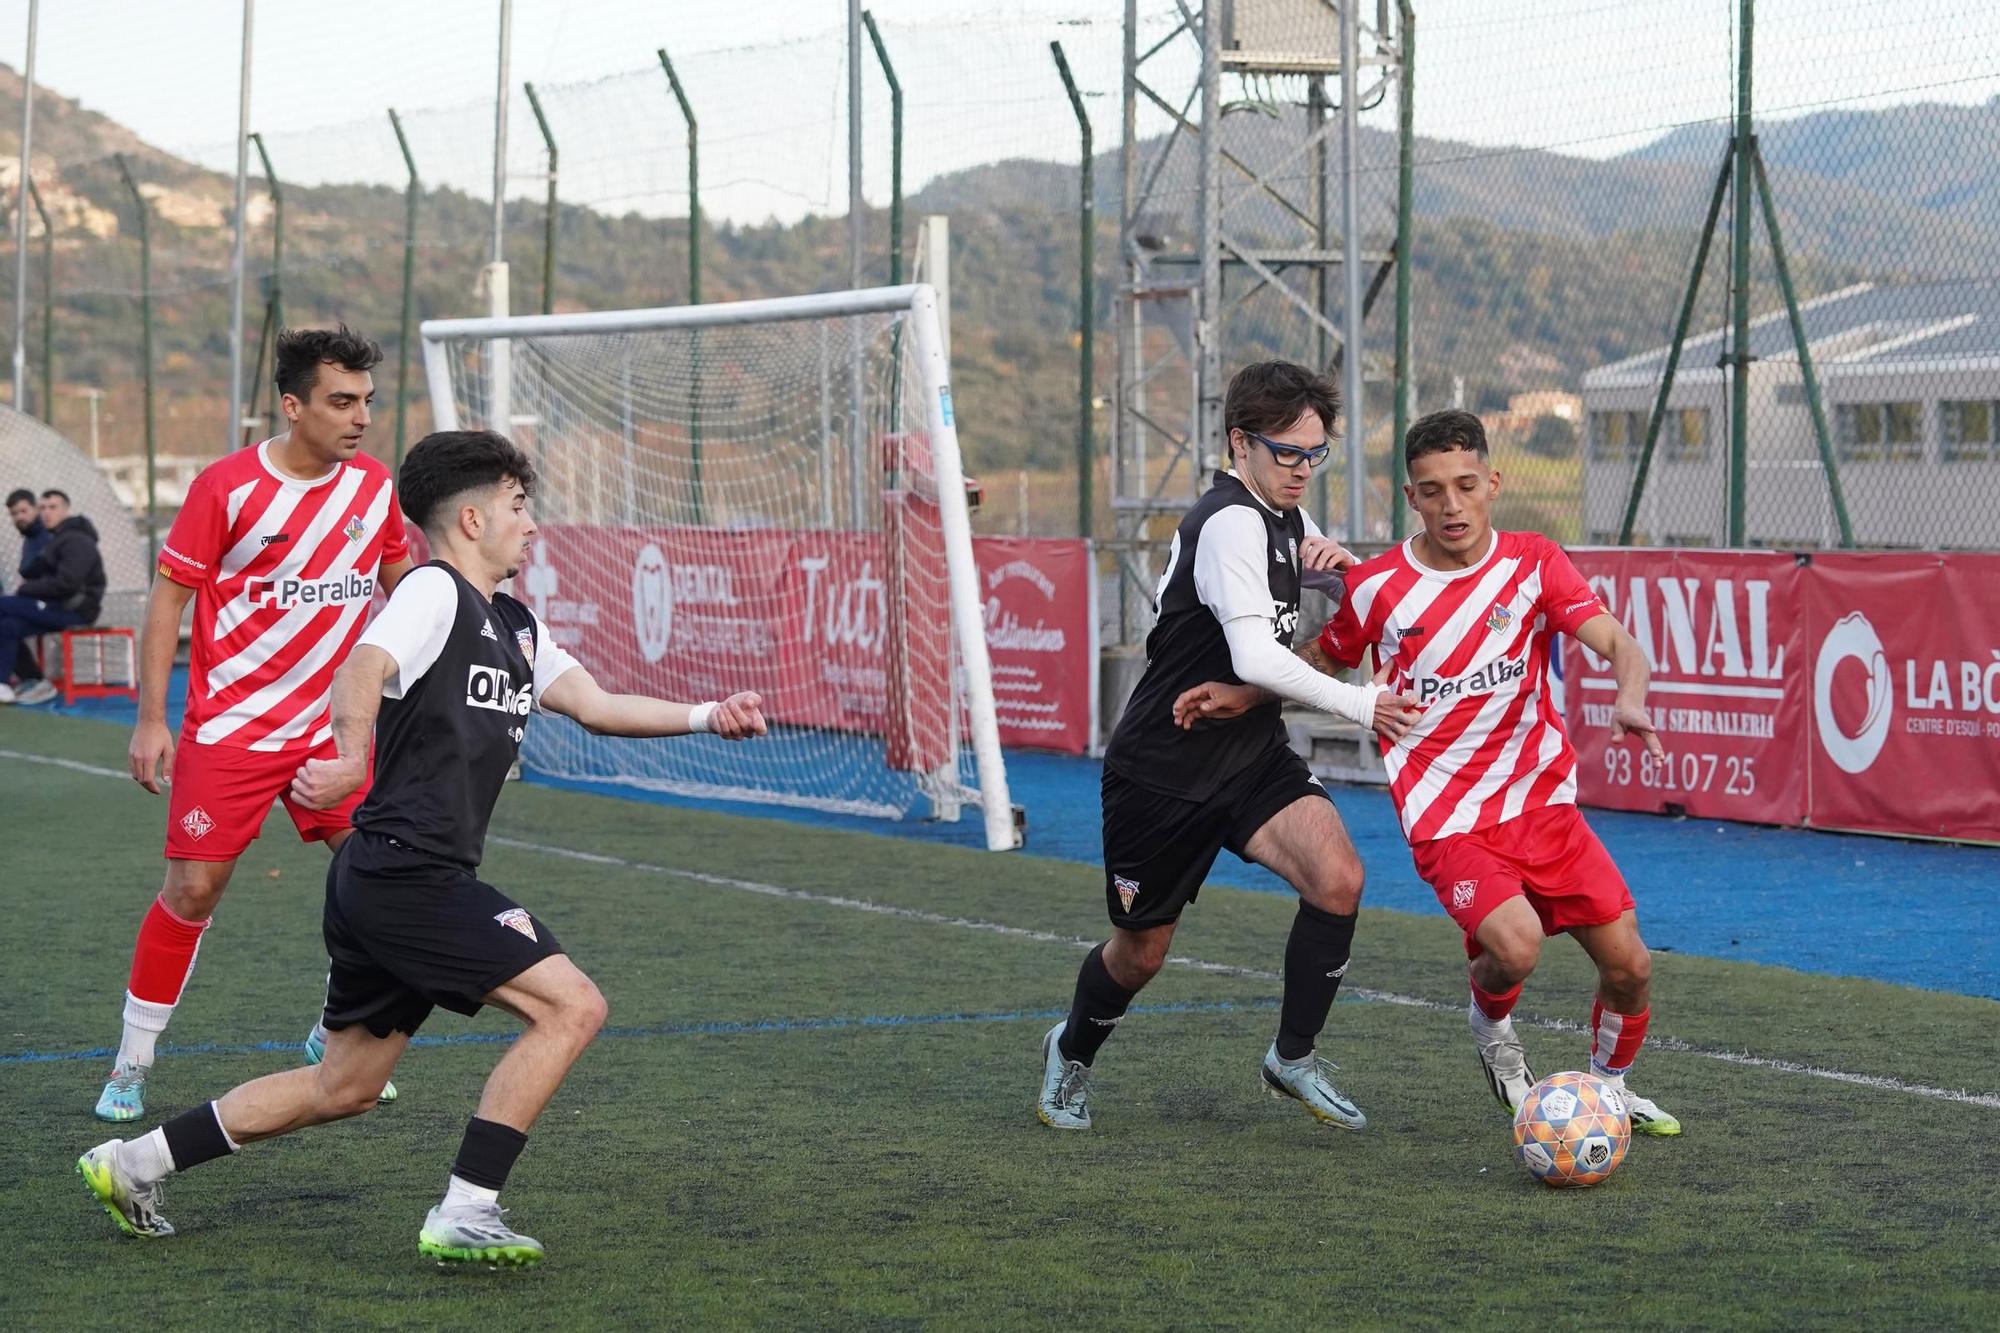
left=1277, top=901, right=1358, bottom=1061
left=1058, top=943, right=1140, bottom=1066
left=161, top=1101, right=236, bottom=1172
left=451, top=1117, right=529, bottom=1191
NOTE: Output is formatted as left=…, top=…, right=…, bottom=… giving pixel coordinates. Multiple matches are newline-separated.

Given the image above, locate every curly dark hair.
left=275, top=324, right=384, bottom=402
left=398, top=430, right=538, bottom=536
left=1404, top=409, right=1489, bottom=465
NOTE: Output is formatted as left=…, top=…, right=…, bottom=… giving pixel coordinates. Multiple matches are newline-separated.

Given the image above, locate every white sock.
left=441, top=1174, right=500, bottom=1211
left=117, top=993, right=175, bottom=1069
left=1467, top=999, right=1515, bottom=1045
left=122, top=1127, right=177, bottom=1187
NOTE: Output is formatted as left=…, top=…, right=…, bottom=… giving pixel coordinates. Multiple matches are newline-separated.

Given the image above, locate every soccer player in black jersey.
left=79, top=429, right=766, bottom=1267
left=1036, top=361, right=1419, bottom=1133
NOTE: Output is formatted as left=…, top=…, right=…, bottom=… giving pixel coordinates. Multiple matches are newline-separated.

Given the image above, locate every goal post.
left=420, top=284, right=1020, bottom=851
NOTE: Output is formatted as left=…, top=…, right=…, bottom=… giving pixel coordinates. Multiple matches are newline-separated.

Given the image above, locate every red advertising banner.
left=1802, top=552, right=2000, bottom=843
left=1564, top=549, right=1808, bottom=825
left=975, top=537, right=1097, bottom=755
left=512, top=523, right=1096, bottom=757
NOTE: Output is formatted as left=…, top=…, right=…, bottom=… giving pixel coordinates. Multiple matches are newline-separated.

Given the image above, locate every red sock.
left=1470, top=976, right=1521, bottom=1022
left=128, top=895, right=211, bottom=1006
left=1589, top=999, right=1651, bottom=1078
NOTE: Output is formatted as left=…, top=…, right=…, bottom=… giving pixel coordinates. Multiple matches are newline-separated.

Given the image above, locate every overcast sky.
left=0, top=1, right=1992, bottom=224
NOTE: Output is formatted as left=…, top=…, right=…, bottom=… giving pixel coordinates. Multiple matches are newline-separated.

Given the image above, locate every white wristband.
left=687, top=701, right=719, bottom=733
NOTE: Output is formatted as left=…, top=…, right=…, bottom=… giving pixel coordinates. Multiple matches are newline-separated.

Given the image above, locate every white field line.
left=8, top=747, right=1996, bottom=1111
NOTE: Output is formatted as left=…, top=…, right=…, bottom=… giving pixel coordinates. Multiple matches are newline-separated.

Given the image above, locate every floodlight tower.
left=1110, top=1, right=1413, bottom=643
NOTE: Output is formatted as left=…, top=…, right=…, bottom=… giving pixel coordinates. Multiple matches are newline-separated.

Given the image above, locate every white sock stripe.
left=1593, top=1007, right=1624, bottom=1066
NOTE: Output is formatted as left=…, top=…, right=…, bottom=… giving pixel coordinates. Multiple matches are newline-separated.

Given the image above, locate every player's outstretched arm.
left=538, top=665, right=768, bottom=741
left=1573, top=612, right=1665, bottom=761
left=128, top=574, right=197, bottom=794
left=290, top=646, right=396, bottom=810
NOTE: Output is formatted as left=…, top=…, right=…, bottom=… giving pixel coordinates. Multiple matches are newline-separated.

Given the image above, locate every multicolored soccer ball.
left=1512, top=1070, right=1631, bottom=1188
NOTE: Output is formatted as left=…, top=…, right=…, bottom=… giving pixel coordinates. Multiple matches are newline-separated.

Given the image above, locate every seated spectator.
left=7, top=487, right=51, bottom=686
left=0, top=488, right=107, bottom=705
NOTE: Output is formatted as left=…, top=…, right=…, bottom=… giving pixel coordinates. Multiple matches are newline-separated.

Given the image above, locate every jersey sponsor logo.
left=259, top=532, right=291, bottom=547
left=160, top=542, right=207, bottom=571
left=1485, top=603, right=1515, bottom=634
left=465, top=663, right=534, bottom=716
left=245, top=570, right=377, bottom=609
left=1113, top=874, right=1141, bottom=912
left=1451, top=879, right=1478, bottom=911
left=342, top=514, right=368, bottom=544
left=1274, top=603, right=1299, bottom=641
left=1413, top=654, right=1527, bottom=707
left=1564, top=596, right=1599, bottom=617
left=180, top=805, right=216, bottom=841
left=493, top=908, right=538, bottom=942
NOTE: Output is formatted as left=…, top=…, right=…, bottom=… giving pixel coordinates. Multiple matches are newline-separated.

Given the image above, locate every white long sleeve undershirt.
left=1221, top=615, right=1382, bottom=729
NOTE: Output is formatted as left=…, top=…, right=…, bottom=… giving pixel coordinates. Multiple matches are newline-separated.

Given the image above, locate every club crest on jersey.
left=343, top=514, right=367, bottom=544
left=1113, top=875, right=1141, bottom=912
left=515, top=628, right=535, bottom=666
left=1451, top=879, right=1478, bottom=911
left=180, top=805, right=215, bottom=841
left=1485, top=603, right=1514, bottom=634
left=493, top=908, right=538, bottom=942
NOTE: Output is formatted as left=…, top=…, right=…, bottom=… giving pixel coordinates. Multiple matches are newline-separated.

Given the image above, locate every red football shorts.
left=1408, top=803, right=1634, bottom=959
left=164, top=732, right=370, bottom=862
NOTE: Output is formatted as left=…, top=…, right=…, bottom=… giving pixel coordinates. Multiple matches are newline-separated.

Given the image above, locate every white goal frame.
left=419, top=284, right=1019, bottom=851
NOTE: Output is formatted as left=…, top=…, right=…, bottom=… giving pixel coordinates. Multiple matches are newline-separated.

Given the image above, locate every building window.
left=1589, top=409, right=1645, bottom=462
left=1668, top=408, right=1710, bottom=463
left=1942, top=400, right=1999, bottom=462
left=1836, top=401, right=1923, bottom=462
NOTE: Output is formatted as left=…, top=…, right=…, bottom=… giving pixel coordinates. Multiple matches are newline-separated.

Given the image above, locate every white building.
left=1580, top=281, right=2000, bottom=549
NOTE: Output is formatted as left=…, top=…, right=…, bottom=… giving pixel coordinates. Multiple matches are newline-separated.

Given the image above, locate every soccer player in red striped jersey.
left=1175, top=409, right=1682, bottom=1135
left=95, top=327, right=415, bottom=1123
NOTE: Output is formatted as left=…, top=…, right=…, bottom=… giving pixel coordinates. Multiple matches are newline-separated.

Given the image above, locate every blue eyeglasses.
left=1244, top=430, right=1333, bottom=469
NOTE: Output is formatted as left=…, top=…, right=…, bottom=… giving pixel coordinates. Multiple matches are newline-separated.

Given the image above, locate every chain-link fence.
left=1, top=2, right=1996, bottom=551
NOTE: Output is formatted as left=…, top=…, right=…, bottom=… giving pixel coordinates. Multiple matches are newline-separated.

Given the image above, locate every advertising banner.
left=1802, top=552, right=2000, bottom=843
left=513, top=523, right=1097, bottom=757
left=1564, top=548, right=1808, bottom=825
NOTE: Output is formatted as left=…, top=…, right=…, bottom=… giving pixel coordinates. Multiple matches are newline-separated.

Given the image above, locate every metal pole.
left=27, top=178, right=50, bottom=422
left=1339, top=0, right=1366, bottom=541
left=659, top=48, right=702, bottom=522
left=1391, top=0, right=1415, bottom=539
left=1196, top=0, right=1222, bottom=467
left=491, top=0, right=511, bottom=267
left=389, top=109, right=420, bottom=469
left=227, top=0, right=252, bottom=451
left=115, top=154, right=155, bottom=562
left=523, top=82, right=556, bottom=315
left=1751, top=143, right=1852, bottom=548
left=11, top=0, right=37, bottom=410
left=657, top=50, right=699, bottom=306
left=1309, top=73, right=1330, bottom=524
left=250, top=133, right=283, bottom=333
left=862, top=12, right=902, bottom=285
left=1619, top=146, right=1734, bottom=544
left=1053, top=40, right=1094, bottom=539
left=1728, top=0, right=1754, bottom=546
left=846, top=0, right=866, bottom=528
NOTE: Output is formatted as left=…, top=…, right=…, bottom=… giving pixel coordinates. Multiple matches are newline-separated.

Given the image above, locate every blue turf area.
left=51, top=670, right=2000, bottom=1000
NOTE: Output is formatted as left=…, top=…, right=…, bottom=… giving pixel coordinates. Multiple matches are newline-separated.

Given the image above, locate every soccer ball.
left=1512, top=1070, right=1631, bottom=1188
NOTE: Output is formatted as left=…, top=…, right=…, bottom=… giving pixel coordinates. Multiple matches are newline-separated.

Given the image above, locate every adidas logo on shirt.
left=481, top=620, right=498, bottom=641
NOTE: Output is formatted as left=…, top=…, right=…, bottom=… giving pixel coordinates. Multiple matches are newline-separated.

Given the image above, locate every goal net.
left=420, top=284, right=1019, bottom=851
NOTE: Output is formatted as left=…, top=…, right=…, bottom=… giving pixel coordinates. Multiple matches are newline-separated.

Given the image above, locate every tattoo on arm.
left=1294, top=638, right=1335, bottom=675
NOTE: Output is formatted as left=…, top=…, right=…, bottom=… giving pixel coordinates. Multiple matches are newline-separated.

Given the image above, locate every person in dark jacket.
left=0, top=488, right=107, bottom=705
left=7, top=486, right=53, bottom=685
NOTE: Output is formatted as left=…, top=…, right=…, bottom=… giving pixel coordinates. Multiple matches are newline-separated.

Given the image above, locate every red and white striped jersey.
left=1318, top=530, right=1607, bottom=843
left=158, top=440, right=409, bottom=751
